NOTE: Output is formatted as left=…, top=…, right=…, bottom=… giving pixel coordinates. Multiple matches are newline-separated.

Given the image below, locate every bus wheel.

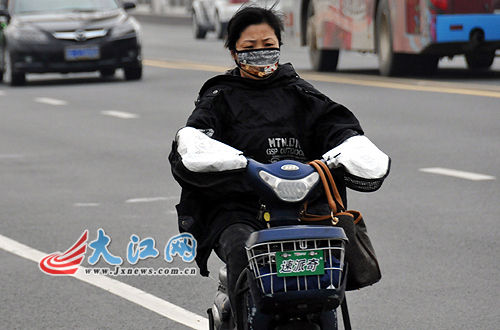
left=309, top=46, right=339, bottom=72
left=307, top=1, right=339, bottom=72
left=376, top=0, right=408, bottom=76
left=466, top=51, right=495, bottom=70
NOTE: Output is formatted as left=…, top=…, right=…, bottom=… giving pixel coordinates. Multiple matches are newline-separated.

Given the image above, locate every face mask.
left=235, top=48, right=280, bottom=79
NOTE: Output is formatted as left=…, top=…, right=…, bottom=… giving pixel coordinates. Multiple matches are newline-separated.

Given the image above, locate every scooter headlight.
left=258, top=171, right=319, bottom=202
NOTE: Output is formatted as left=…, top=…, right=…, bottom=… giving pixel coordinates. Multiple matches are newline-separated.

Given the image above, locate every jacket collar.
left=198, top=63, right=299, bottom=96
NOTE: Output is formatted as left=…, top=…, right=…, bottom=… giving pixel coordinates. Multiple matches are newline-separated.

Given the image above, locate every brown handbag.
left=300, top=160, right=382, bottom=291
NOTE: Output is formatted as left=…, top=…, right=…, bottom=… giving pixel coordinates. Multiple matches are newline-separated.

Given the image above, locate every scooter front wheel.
left=207, top=308, right=215, bottom=330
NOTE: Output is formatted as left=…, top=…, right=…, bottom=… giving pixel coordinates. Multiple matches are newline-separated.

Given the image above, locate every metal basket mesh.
left=246, top=238, right=346, bottom=295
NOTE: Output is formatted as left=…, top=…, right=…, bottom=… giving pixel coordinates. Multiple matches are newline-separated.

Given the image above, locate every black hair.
left=224, top=6, right=284, bottom=51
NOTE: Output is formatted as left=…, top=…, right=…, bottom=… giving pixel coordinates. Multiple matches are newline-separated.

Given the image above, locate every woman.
left=169, top=6, right=389, bottom=317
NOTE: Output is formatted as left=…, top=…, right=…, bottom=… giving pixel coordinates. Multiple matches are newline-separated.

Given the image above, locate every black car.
left=0, top=0, right=142, bottom=85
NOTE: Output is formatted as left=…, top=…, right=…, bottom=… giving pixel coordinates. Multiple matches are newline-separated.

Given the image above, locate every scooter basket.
left=245, top=226, right=347, bottom=295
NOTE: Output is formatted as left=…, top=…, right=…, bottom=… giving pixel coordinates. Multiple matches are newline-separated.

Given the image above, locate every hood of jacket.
left=198, top=63, right=300, bottom=96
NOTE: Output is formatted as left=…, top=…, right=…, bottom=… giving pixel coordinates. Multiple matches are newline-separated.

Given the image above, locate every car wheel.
left=192, top=12, right=207, bottom=39
left=214, top=12, right=225, bottom=40
left=376, top=0, right=409, bottom=76
left=100, top=68, right=116, bottom=78
left=4, top=50, right=26, bottom=86
left=307, top=1, right=339, bottom=72
left=466, top=51, right=495, bottom=70
left=124, top=64, right=142, bottom=81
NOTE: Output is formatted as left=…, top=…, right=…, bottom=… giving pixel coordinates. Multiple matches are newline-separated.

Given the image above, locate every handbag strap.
left=301, top=160, right=362, bottom=224
left=309, top=160, right=340, bottom=212
left=312, top=160, right=346, bottom=210
left=299, top=161, right=337, bottom=222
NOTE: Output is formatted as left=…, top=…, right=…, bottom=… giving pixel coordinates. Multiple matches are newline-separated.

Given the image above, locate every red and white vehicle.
left=279, top=0, right=500, bottom=75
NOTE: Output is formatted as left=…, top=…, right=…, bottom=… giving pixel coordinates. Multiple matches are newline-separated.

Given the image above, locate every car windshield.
left=13, top=0, right=119, bottom=14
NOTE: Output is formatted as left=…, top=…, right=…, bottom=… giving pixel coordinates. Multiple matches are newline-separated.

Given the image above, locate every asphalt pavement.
left=1, top=17, right=499, bottom=330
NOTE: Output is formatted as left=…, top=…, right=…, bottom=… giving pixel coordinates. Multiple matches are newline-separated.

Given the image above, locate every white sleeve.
left=322, top=135, right=390, bottom=179
left=175, top=127, right=248, bottom=173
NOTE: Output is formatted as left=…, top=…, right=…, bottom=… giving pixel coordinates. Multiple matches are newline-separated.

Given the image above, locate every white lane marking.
left=0, top=233, right=208, bottom=330
left=126, top=196, right=177, bottom=203
left=167, top=210, right=177, bottom=214
left=420, top=167, right=496, bottom=181
left=35, top=97, right=68, bottom=106
left=0, top=91, right=5, bottom=96
left=101, top=111, right=139, bottom=119
left=74, top=203, right=100, bottom=207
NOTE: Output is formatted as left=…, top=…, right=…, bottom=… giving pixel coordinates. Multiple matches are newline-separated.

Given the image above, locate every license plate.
left=65, top=46, right=100, bottom=61
left=276, top=250, right=325, bottom=277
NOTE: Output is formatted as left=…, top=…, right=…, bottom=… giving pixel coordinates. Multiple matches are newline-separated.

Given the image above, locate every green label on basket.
left=275, top=250, right=325, bottom=277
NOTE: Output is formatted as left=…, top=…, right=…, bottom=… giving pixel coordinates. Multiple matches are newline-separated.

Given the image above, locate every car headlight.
left=259, top=171, right=319, bottom=202
left=11, top=26, right=49, bottom=43
left=111, top=19, right=139, bottom=38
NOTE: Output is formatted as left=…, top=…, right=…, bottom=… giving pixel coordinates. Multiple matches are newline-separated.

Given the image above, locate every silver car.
left=191, top=0, right=250, bottom=39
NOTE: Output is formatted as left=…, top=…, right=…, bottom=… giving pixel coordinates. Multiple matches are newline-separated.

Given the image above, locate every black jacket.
left=169, top=63, right=363, bottom=276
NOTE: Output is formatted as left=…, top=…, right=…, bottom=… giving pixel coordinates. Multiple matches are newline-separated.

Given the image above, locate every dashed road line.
left=0, top=233, right=208, bottom=330
left=101, top=110, right=139, bottom=119
left=35, top=97, right=68, bottom=106
left=0, top=90, right=5, bottom=96
left=126, top=196, right=177, bottom=203
left=74, top=203, right=100, bottom=207
left=420, top=167, right=496, bottom=181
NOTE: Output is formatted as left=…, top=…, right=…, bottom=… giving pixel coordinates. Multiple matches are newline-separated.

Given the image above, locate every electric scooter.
left=207, top=159, right=351, bottom=330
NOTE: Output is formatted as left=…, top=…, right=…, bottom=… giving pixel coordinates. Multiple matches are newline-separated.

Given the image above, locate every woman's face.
left=234, top=23, right=279, bottom=51
left=232, top=23, right=279, bottom=79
